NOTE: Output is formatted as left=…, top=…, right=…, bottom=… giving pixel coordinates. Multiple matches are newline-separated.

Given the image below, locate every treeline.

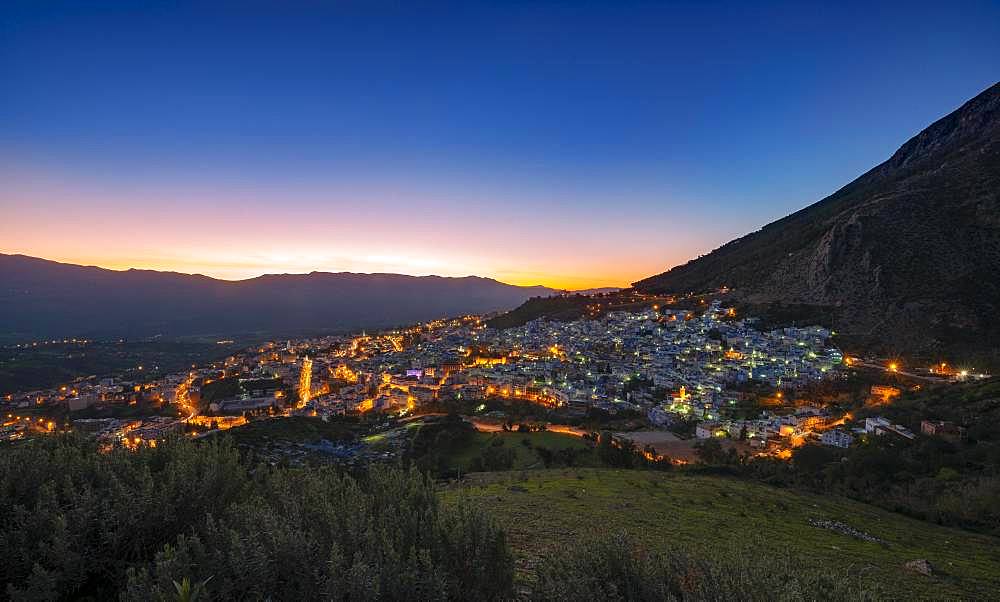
left=0, top=435, right=512, bottom=600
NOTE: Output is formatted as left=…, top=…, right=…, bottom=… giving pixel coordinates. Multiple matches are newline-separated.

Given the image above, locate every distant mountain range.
left=0, top=254, right=560, bottom=341
left=635, top=82, right=1000, bottom=364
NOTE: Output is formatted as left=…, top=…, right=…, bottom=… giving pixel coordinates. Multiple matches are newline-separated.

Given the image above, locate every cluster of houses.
left=70, top=415, right=184, bottom=449
left=688, top=411, right=924, bottom=454
left=167, top=298, right=844, bottom=428
left=2, top=374, right=185, bottom=414
left=2, top=296, right=976, bottom=459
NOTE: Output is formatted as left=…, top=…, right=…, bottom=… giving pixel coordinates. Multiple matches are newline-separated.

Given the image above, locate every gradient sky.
left=2, top=1, right=999, bottom=289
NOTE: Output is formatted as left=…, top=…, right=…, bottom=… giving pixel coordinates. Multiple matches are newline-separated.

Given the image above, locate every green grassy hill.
left=445, top=469, right=1000, bottom=599
left=445, top=431, right=598, bottom=472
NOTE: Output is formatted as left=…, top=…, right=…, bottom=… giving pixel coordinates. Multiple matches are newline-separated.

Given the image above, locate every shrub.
left=124, top=466, right=514, bottom=600
left=0, top=435, right=513, bottom=600
left=532, top=532, right=883, bottom=601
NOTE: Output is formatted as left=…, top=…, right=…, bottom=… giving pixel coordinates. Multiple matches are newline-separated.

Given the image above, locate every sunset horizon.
left=0, top=248, right=631, bottom=290
left=6, top=3, right=997, bottom=296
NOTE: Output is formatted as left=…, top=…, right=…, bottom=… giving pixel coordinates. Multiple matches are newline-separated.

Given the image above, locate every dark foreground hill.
left=4, top=433, right=997, bottom=599
left=635, top=82, right=1000, bottom=365
left=452, top=468, right=1000, bottom=599
left=0, top=254, right=557, bottom=340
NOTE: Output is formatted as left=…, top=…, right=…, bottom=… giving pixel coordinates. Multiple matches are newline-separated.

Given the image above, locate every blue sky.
left=2, top=0, right=998, bottom=288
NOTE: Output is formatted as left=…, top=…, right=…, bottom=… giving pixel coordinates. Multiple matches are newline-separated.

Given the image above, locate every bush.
left=0, top=435, right=513, bottom=600
left=124, top=466, right=513, bottom=600
left=532, top=532, right=883, bottom=601
left=470, top=444, right=516, bottom=472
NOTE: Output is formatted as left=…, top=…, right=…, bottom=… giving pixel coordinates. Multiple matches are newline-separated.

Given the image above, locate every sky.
left=2, top=1, right=999, bottom=290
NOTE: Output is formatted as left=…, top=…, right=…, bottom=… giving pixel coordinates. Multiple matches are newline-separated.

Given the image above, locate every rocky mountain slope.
left=635, top=82, right=1000, bottom=364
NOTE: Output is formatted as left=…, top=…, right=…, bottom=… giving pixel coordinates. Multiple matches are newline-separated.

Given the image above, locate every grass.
left=445, top=431, right=597, bottom=471
left=444, top=468, right=1000, bottom=599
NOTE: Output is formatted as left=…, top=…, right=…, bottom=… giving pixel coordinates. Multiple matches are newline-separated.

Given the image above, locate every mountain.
left=635, top=82, right=1000, bottom=364
left=0, top=254, right=559, bottom=341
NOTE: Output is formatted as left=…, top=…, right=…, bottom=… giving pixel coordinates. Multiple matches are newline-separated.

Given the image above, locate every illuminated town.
left=2, top=295, right=988, bottom=463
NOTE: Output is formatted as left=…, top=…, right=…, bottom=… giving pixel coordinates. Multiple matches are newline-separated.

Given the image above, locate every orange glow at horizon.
left=0, top=250, right=636, bottom=291
left=1, top=164, right=734, bottom=291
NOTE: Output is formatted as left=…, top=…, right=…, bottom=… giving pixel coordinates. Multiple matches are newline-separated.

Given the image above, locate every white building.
left=820, top=429, right=854, bottom=448
left=695, top=422, right=723, bottom=439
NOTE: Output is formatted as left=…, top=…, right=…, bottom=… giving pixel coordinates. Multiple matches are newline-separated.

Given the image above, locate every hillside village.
left=4, top=294, right=987, bottom=465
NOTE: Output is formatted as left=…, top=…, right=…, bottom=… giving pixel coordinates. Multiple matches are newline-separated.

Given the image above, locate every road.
left=175, top=374, right=199, bottom=420
left=852, top=361, right=950, bottom=383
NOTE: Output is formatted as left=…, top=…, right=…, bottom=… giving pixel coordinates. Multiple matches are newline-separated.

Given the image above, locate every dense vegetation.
left=9, top=432, right=985, bottom=599
left=0, top=435, right=512, bottom=600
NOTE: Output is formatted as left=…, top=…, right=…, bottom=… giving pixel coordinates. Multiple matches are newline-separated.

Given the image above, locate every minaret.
left=298, top=356, right=313, bottom=408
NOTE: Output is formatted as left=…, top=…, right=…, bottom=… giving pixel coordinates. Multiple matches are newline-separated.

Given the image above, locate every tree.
left=694, top=438, right=727, bottom=465
left=792, top=444, right=838, bottom=472
left=0, top=435, right=515, bottom=600
left=479, top=445, right=516, bottom=471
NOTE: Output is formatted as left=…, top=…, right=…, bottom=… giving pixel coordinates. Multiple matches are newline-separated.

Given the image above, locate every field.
left=445, top=469, right=1000, bottom=599
left=613, top=429, right=739, bottom=462
left=445, top=430, right=598, bottom=472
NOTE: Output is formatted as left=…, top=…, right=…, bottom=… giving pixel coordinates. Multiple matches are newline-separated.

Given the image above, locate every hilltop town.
left=4, top=292, right=988, bottom=468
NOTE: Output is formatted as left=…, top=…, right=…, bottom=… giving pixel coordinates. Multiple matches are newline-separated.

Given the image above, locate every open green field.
left=445, top=430, right=598, bottom=472
left=444, top=469, right=1000, bottom=599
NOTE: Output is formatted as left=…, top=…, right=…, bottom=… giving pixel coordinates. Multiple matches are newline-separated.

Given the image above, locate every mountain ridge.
left=634, top=81, right=1000, bottom=364
left=0, top=253, right=536, bottom=287
left=0, top=253, right=559, bottom=341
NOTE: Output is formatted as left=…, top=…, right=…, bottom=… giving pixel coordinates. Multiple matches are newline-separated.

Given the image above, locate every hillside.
left=634, top=82, right=1000, bottom=366
left=448, top=469, right=1000, bottom=599
left=0, top=254, right=558, bottom=341
left=486, top=290, right=674, bottom=329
